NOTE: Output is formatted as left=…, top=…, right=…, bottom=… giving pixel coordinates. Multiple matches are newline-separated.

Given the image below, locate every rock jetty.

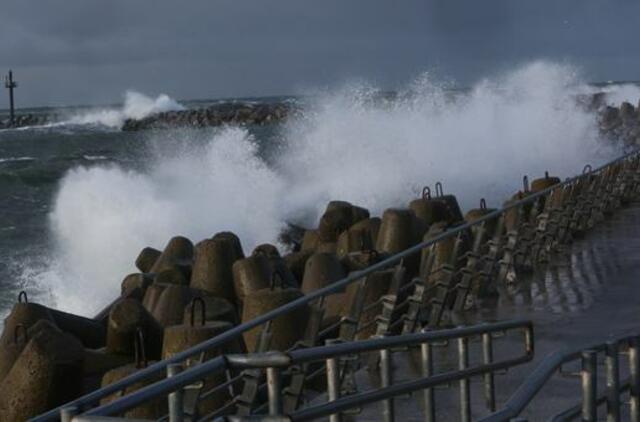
left=121, top=101, right=294, bottom=131
left=0, top=113, right=56, bottom=129
left=597, top=100, right=640, bottom=146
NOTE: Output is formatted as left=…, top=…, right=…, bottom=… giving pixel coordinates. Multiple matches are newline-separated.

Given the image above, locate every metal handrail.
left=35, top=147, right=640, bottom=421
left=81, top=319, right=533, bottom=419
left=479, top=334, right=640, bottom=422
left=225, top=318, right=533, bottom=368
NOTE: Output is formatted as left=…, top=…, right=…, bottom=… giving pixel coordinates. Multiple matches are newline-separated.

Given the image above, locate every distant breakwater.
left=0, top=113, right=57, bottom=129
left=0, top=101, right=294, bottom=131
left=595, top=99, right=640, bottom=147
left=121, top=102, right=294, bottom=131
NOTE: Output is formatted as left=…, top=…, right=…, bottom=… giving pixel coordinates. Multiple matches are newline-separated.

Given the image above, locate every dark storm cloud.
left=0, top=0, right=639, bottom=107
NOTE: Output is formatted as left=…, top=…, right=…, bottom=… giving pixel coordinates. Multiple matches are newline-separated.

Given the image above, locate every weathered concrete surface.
left=349, top=204, right=640, bottom=421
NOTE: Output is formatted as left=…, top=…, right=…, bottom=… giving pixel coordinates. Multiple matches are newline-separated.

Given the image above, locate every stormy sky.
left=1, top=0, right=639, bottom=107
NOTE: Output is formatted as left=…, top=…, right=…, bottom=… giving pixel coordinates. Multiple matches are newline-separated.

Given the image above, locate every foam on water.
left=0, top=156, right=36, bottom=164
left=17, top=61, right=622, bottom=316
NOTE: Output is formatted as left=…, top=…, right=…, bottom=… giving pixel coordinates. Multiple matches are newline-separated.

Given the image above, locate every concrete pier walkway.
left=353, top=204, right=640, bottom=421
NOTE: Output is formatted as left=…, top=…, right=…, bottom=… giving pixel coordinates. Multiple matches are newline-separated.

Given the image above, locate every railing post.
left=167, top=363, right=184, bottom=422
left=458, top=336, right=471, bottom=422
left=605, top=341, right=620, bottom=422
left=267, top=367, right=283, bottom=416
left=60, top=406, right=78, bottom=422
left=380, top=347, right=395, bottom=422
left=482, top=332, right=496, bottom=412
left=326, top=354, right=342, bottom=422
left=581, top=350, right=597, bottom=422
left=421, top=340, right=435, bottom=422
left=630, top=336, right=640, bottom=422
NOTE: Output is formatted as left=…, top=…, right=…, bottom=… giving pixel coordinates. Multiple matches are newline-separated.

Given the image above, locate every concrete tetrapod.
left=183, top=295, right=238, bottom=325
left=121, top=273, right=154, bottom=300
left=212, top=231, right=245, bottom=262
left=318, top=202, right=356, bottom=242
left=190, top=238, right=239, bottom=303
left=155, top=267, right=189, bottom=285
left=242, top=287, right=309, bottom=352
left=531, top=172, right=561, bottom=193
left=0, top=300, right=54, bottom=346
left=164, top=298, right=242, bottom=414
left=325, top=200, right=370, bottom=227
left=341, top=249, right=380, bottom=272
left=350, top=217, right=381, bottom=247
left=528, top=172, right=562, bottom=210
left=301, top=229, right=321, bottom=252
left=431, top=183, right=465, bottom=224
left=150, top=284, right=194, bottom=327
left=464, top=199, right=499, bottom=240
left=420, top=222, right=457, bottom=283
left=376, top=208, right=420, bottom=255
left=142, top=282, right=167, bottom=314
left=0, top=320, right=84, bottom=421
left=135, top=247, right=161, bottom=273
left=83, top=348, right=133, bottom=392
left=409, top=187, right=454, bottom=234
left=316, top=242, right=338, bottom=254
left=1, top=297, right=105, bottom=349
left=344, top=269, right=395, bottom=339
left=101, top=326, right=164, bottom=419
left=100, top=354, right=166, bottom=420
left=149, top=235, right=194, bottom=275
left=301, top=252, right=347, bottom=318
left=106, top=298, right=164, bottom=360
left=376, top=208, right=421, bottom=276
left=284, top=250, right=312, bottom=282
left=0, top=323, right=28, bottom=383
left=253, top=244, right=298, bottom=288
left=336, top=226, right=375, bottom=259
left=0, top=319, right=63, bottom=383
left=232, top=255, right=272, bottom=306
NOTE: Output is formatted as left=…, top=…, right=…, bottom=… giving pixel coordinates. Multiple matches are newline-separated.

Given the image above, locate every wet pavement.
left=351, top=204, right=640, bottom=420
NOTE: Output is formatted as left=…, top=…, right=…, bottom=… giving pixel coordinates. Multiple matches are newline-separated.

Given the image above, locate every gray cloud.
left=1, top=0, right=639, bottom=107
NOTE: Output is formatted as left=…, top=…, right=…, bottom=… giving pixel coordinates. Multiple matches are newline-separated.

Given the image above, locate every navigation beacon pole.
left=4, top=70, right=17, bottom=127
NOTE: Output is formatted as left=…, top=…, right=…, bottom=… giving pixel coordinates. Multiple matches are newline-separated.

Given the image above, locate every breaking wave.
left=66, top=91, right=185, bottom=128
left=19, top=61, right=621, bottom=316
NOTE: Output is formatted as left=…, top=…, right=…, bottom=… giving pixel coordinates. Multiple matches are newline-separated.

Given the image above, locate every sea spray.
left=42, top=127, right=285, bottom=315
left=67, top=91, right=185, bottom=128
left=596, top=83, right=640, bottom=107
left=23, top=61, right=621, bottom=316
left=278, top=62, right=616, bottom=222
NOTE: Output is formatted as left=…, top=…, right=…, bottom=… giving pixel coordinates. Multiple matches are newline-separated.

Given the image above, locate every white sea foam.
left=22, top=61, right=623, bottom=316
left=67, top=91, right=185, bottom=128
left=0, top=156, right=35, bottom=164
left=82, top=155, right=109, bottom=161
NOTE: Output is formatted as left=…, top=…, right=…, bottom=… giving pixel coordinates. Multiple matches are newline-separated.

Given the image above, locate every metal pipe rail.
left=69, top=319, right=533, bottom=421
left=249, top=319, right=533, bottom=422
left=228, top=318, right=533, bottom=368
left=479, top=334, right=640, bottom=422
left=35, top=148, right=640, bottom=421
